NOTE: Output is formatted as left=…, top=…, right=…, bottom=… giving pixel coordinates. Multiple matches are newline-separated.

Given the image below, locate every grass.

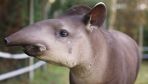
left=136, top=60, right=148, bottom=84
left=32, top=64, right=69, bottom=84
left=32, top=61, right=148, bottom=84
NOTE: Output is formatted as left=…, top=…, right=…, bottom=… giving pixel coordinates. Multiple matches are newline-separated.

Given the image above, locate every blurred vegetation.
left=0, top=0, right=148, bottom=84
left=32, top=64, right=69, bottom=84
left=136, top=61, right=148, bottom=84
left=0, top=0, right=29, bottom=84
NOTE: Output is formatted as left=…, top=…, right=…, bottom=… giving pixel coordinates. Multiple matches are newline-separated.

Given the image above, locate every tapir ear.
left=83, top=2, right=106, bottom=27
left=63, top=5, right=91, bottom=16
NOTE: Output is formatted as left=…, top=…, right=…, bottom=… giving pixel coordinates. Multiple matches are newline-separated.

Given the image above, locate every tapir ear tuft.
left=83, top=2, right=106, bottom=27
left=63, top=5, right=91, bottom=16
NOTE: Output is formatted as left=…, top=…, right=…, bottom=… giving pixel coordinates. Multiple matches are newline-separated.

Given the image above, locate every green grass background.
left=136, top=60, right=148, bottom=84
left=32, top=60, right=148, bottom=84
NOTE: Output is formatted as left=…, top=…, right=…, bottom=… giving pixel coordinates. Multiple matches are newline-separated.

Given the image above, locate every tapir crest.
left=5, top=2, right=141, bottom=84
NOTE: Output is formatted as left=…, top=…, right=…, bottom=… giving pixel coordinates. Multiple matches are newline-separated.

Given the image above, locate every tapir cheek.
left=36, top=50, right=78, bottom=68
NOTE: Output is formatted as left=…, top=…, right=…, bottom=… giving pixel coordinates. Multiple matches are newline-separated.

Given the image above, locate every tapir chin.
left=5, top=2, right=141, bottom=84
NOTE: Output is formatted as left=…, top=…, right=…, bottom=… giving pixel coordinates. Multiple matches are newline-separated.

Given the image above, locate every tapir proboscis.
left=5, top=2, right=141, bottom=84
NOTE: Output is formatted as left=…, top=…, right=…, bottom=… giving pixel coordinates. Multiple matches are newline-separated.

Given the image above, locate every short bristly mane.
left=63, top=5, right=91, bottom=16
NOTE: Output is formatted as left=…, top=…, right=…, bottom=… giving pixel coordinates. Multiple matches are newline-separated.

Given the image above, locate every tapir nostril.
left=4, top=37, right=9, bottom=45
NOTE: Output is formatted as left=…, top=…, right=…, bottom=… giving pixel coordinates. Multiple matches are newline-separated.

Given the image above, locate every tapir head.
left=5, top=2, right=106, bottom=68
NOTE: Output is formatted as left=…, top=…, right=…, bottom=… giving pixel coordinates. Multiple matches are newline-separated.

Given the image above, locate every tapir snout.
left=4, top=20, right=53, bottom=56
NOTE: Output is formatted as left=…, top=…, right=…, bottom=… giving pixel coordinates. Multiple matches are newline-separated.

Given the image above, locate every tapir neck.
left=70, top=28, right=112, bottom=84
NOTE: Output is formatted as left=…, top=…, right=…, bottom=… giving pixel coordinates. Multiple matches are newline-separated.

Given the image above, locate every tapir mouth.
left=23, top=44, right=45, bottom=57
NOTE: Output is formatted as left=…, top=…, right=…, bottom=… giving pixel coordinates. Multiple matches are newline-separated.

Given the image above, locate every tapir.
left=5, top=2, right=140, bottom=84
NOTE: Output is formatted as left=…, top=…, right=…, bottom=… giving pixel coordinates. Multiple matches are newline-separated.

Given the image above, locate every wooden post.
left=109, top=0, right=118, bottom=29
left=43, top=0, right=55, bottom=19
left=139, top=25, right=144, bottom=57
left=29, top=0, right=34, bottom=81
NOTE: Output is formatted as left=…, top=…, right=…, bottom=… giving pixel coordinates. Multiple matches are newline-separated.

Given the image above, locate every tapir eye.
left=59, top=29, right=69, bottom=37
